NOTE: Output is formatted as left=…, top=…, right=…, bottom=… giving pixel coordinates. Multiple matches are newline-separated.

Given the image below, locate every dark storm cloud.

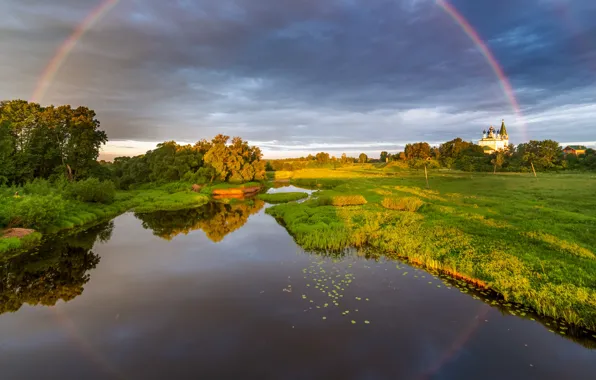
left=0, top=0, right=595, bottom=157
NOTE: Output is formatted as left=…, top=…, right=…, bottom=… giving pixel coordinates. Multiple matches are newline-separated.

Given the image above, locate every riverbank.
left=266, top=168, right=596, bottom=330
left=0, top=183, right=210, bottom=255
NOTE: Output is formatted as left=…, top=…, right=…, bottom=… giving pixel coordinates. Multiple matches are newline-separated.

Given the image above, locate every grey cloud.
left=0, top=0, right=595, bottom=156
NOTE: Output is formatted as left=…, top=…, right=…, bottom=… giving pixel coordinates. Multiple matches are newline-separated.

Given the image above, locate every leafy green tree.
left=491, top=151, right=506, bottom=173
left=0, top=100, right=107, bottom=183
left=380, top=151, right=388, bottom=162
left=439, top=138, right=476, bottom=165
left=404, top=142, right=431, bottom=160
left=358, top=153, right=368, bottom=163
left=0, top=121, right=15, bottom=185
left=520, top=140, right=563, bottom=170
left=202, top=134, right=265, bottom=183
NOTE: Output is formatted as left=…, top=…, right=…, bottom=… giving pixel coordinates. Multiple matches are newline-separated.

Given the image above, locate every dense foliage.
left=109, top=134, right=266, bottom=189
left=0, top=100, right=107, bottom=185
left=65, top=177, right=116, bottom=204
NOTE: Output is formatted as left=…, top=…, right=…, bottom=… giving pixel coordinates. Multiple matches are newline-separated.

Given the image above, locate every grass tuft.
left=381, top=196, right=424, bottom=212
left=319, top=195, right=367, bottom=207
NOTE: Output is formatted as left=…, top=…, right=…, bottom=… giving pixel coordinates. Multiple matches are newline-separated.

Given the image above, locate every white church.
left=478, top=120, right=509, bottom=154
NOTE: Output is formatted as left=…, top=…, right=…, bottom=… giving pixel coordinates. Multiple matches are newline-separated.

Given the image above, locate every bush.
left=319, top=195, right=367, bottom=207
left=381, top=196, right=424, bottom=212
left=66, top=178, right=116, bottom=204
left=9, top=194, right=67, bottom=230
left=21, top=178, right=55, bottom=196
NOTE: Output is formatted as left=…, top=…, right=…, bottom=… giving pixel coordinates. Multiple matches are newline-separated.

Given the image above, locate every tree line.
left=267, top=138, right=596, bottom=173
left=0, top=100, right=266, bottom=188
left=107, top=134, right=266, bottom=189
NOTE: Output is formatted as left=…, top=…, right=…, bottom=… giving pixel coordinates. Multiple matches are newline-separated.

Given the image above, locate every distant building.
left=563, top=145, right=587, bottom=156
left=478, top=120, right=509, bottom=154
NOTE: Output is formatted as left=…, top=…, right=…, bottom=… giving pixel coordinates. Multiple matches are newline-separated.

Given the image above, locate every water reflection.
left=134, top=200, right=265, bottom=242
left=0, top=221, right=113, bottom=314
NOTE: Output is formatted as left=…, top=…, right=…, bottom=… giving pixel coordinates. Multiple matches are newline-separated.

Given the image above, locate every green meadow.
left=266, top=166, right=596, bottom=330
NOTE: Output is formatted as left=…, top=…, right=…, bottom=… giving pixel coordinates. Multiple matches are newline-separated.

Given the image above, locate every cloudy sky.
left=1, top=0, right=595, bottom=159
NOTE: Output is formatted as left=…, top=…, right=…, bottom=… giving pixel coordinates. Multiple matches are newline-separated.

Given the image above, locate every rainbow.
left=437, top=0, right=527, bottom=139
left=30, top=0, right=120, bottom=103
left=33, top=0, right=526, bottom=137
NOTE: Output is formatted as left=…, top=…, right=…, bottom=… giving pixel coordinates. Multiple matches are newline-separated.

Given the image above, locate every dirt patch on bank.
left=1, top=228, right=36, bottom=239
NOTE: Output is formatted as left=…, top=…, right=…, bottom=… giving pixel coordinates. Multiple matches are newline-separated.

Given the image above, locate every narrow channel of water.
left=0, top=192, right=594, bottom=379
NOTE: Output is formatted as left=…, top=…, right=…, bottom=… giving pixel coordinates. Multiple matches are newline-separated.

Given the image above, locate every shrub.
left=9, top=194, right=67, bottom=230
left=319, top=195, right=367, bottom=207
left=21, top=178, right=55, bottom=196
left=66, top=178, right=116, bottom=204
left=382, top=196, right=424, bottom=212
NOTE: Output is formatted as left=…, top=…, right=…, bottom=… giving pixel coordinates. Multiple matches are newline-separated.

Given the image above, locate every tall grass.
left=381, top=196, right=424, bottom=212
left=318, top=195, right=367, bottom=206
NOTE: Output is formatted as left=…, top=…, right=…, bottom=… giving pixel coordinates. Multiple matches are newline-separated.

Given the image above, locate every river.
left=0, top=186, right=594, bottom=379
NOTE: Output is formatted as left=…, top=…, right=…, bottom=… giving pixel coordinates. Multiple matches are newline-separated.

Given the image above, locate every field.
left=266, top=166, right=596, bottom=330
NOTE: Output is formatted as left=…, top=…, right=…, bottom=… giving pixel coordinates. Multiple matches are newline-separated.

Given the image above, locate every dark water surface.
left=1, top=194, right=595, bottom=379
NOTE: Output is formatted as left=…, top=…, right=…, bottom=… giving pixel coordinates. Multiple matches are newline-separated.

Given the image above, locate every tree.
left=439, top=138, right=475, bottom=165
left=404, top=142, right=431, bottom=160
left=491, top=151, right=505, bottom=174
left=0, top=121, right=15, bottom=185
left=520, top=140, right=563, bottom=170
left=380, top=151, right=388, bottom=162
left=0, top=100, right=108, bottom=184
left=202, top=134, right=265, bottom=183
left=359, top=153, right=368, bottom=163
left=315, top=152, right=330, bottom=164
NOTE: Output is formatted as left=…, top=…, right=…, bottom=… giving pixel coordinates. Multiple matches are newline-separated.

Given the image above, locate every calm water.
left=1, top=187, right=595, bottom=380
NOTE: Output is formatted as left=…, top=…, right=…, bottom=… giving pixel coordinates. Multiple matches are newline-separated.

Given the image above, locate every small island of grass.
left=258, top=192, right=309, bottom=204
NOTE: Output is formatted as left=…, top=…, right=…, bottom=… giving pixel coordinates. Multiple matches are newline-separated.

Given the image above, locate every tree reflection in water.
left=135, top=200, right=265, bottom=242
left=0, top=221, right=113, bottom=314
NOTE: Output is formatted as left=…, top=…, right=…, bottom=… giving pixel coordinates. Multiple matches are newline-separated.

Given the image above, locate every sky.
left=1, top=0, right=595, bottom=160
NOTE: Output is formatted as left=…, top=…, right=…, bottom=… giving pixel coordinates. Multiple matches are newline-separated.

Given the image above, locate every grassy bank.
left=0, top=181, right=209, bottom=255
left=266, top=168, right=596, bottom=330
left=258, top=192, right=309, bottom=204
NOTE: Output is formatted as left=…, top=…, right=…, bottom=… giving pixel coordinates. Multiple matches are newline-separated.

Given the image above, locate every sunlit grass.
left=381, top=196, right=424, bottom=212
left=266, top=168, right=596, bottom=330
left=258, top=192, right=308, bottom=204
left=318, top=195, right=367, bottom=207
